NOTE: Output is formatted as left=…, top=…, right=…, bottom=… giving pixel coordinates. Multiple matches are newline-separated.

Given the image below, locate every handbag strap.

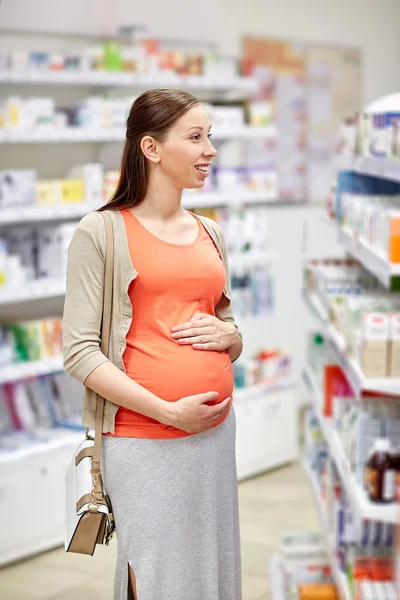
left=91, top=211, right=114, bottom=480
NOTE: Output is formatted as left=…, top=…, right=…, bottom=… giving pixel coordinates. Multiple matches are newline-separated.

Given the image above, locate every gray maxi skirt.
left=101, top=407, right=242, bottom=600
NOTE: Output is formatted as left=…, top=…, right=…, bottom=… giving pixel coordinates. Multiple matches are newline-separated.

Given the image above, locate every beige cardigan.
left=63, top=209, right=241, bottom=433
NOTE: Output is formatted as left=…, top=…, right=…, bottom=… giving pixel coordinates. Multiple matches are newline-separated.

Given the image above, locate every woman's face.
left=157, top=104, right=217, bottom=190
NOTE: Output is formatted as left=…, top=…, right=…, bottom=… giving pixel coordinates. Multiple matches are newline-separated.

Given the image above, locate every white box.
left=0, top=170, right=36, bottom=208
left=36, top=223, right=78, bottom=279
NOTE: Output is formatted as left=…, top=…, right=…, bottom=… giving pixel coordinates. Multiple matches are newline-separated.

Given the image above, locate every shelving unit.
left=302, top=289, right=400, bottom=396
left=337, top=154, right=400, bottom=184
left=0, top=70, right=258, bottom=93
left=337, top=226, right=400, bottom=291
left=0, top=278, right=66, bottom=305
left=0, top=356, right=64, bottom=385
left=302, top=143, right=400, bottom=600
left=0, top=125, right=276, bottom=144
left=335, top=153, right=400, bottom=290
left=234, top=377, right=294, bottom=402
left=0, top=428, right=83, bottom=466
left=302, top=458, right=351, bottom=600
left=303, top=365, right=398, bottom=524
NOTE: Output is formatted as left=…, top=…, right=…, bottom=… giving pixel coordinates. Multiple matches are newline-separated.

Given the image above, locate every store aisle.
left=0, top=462, right=319, bottom=600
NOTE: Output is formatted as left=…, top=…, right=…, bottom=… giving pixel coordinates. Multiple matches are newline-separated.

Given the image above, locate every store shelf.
left=0, top=70, right=258, bottom=93
left=302, top=289, right=400, bottom=396
left=0, top=428, right=83, bottom=467
left=268, top=554, right=286, bottom=600
left=234, top=377, right=294, bottom=402
left=0, top=125, right=276, bottom=144
left=0, top=203, right=91, bottom=226
left=0, top=191, right=278, bottom=227
left=302, top=458, right=351, bottom=600
left=182, top=189, right=278, bottom=209
left=337, top=226, right=400, bottom=291
left=0, top=278, right=66, bottom=305
left=337, top=154, right=400, bottom=184
left=0, top=356, right=64, bottom=385
left=303, top=365, right=399, bottom=524
left=229, top=249, right=278, bottom=270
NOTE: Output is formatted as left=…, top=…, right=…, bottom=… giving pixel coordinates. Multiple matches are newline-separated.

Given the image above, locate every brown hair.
left=99, top=88, right=201, bottom=211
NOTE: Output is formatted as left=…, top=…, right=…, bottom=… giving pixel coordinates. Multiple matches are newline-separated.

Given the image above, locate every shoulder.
left=76, top=211, right=104, bottom=234
left=71, top=211, right=106, bottom=256
left=196, top=214, right=224, bottom=241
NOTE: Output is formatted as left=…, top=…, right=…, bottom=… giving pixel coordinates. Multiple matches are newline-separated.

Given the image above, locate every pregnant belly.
left=116, top=344, right=234, bottom=435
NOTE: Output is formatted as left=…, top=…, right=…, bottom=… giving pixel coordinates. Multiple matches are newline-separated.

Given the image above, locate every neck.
left=134, top=169, right=184, bottom=221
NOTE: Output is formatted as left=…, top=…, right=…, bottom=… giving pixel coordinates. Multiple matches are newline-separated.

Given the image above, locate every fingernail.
left=172, top=326, right=177, bottom=332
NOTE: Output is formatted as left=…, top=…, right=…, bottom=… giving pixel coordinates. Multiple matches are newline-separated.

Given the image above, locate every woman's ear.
left=140, top=136, right=161, bottom=163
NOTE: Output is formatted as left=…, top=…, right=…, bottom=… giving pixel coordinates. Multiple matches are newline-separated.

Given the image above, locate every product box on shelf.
left=36, top=180, right=61, bottom=205
left=5, top=317, right=63, bottom=363
left=60, top=179, right=85, bottom=204
left=68, top=163, right=104, bottom=208
left=233, top=348, right=291, bottom=389
left=279, top=531, right=332, bottom=600
left=324, top=365, right=352, bottom=418
left=6, top=226, right=37, bottom=281
left=358, top=313, right=389, bottom=378
left=36, top=222, right=77, bottom=279
left=0, top=170, right=36, bottom=208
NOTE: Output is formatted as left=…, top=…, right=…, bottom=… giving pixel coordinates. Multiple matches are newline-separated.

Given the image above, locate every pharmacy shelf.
left=0, top=203, right=91, bottom=226
left=268, top=554, right=286, bottom=600
left=0, top=356, right=64, bottom=385
left=303, top=365, right=399, bottom=524
left=0, top=70, right=258, bottom=93
left=302, top=458, right=351, bottom=600
left=182, top=189, right=278, bottom=209
left=337, top=154, right=400, bottom=184
left=234, top=377, right=295, bottom=402
left=0, top=191, right=278, bottom=227
left=0, top=125, right=276, bottom=144
left=0, top=278, right=66, bottom=305
left=302, top=289, right=400, bottom=396
left=0, top=428, right=83, bottom=466
left=337, top=226, right=400, bottom=291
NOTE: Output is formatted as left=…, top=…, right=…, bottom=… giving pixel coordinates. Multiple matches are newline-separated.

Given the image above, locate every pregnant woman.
left=63, top=88, right=243, bottom=600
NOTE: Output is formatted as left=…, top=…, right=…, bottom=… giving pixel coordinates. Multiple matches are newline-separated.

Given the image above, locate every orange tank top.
left=109, top=209, right=234, bottom=438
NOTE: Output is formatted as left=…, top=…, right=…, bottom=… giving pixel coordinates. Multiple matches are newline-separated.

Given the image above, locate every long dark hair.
left=99, top=88, right=200, bottom=211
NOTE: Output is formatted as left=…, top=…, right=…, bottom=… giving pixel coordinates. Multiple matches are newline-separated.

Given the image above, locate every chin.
left=187, top=179, right=206, bottom=190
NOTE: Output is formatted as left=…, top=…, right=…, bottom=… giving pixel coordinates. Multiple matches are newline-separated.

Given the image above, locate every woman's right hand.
left=161, top=392, right=232, bottom=434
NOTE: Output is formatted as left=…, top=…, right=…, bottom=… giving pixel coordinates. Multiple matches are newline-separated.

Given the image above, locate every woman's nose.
left=205, top=141, right=217, bottom=157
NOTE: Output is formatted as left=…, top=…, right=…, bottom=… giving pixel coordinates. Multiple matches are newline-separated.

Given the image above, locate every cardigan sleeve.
left=62, top=212, right=110, bottom=383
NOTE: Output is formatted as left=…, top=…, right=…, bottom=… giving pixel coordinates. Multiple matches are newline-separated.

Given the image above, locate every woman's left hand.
left=171, top=313, right=237, bottom=351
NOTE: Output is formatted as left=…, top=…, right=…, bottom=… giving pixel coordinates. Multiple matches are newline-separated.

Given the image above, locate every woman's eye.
left=207, top=133, right=212, bottom=139
left=191, top=134, right=200, bottom=141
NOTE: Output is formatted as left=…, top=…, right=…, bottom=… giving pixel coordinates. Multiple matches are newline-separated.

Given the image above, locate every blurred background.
left=0, top=1, right=399, bottom=599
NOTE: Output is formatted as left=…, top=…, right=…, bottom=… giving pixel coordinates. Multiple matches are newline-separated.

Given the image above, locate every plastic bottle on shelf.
left=366, top=439, right=396, bottom=504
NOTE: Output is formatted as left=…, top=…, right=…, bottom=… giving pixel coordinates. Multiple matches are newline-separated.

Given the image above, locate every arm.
left=228, top=330, right=243, bottom=363
left=84, top=361, right=169, bottom=423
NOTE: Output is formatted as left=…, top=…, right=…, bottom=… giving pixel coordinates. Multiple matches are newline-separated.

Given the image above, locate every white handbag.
left=64, top=212, right=116, bottom=555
